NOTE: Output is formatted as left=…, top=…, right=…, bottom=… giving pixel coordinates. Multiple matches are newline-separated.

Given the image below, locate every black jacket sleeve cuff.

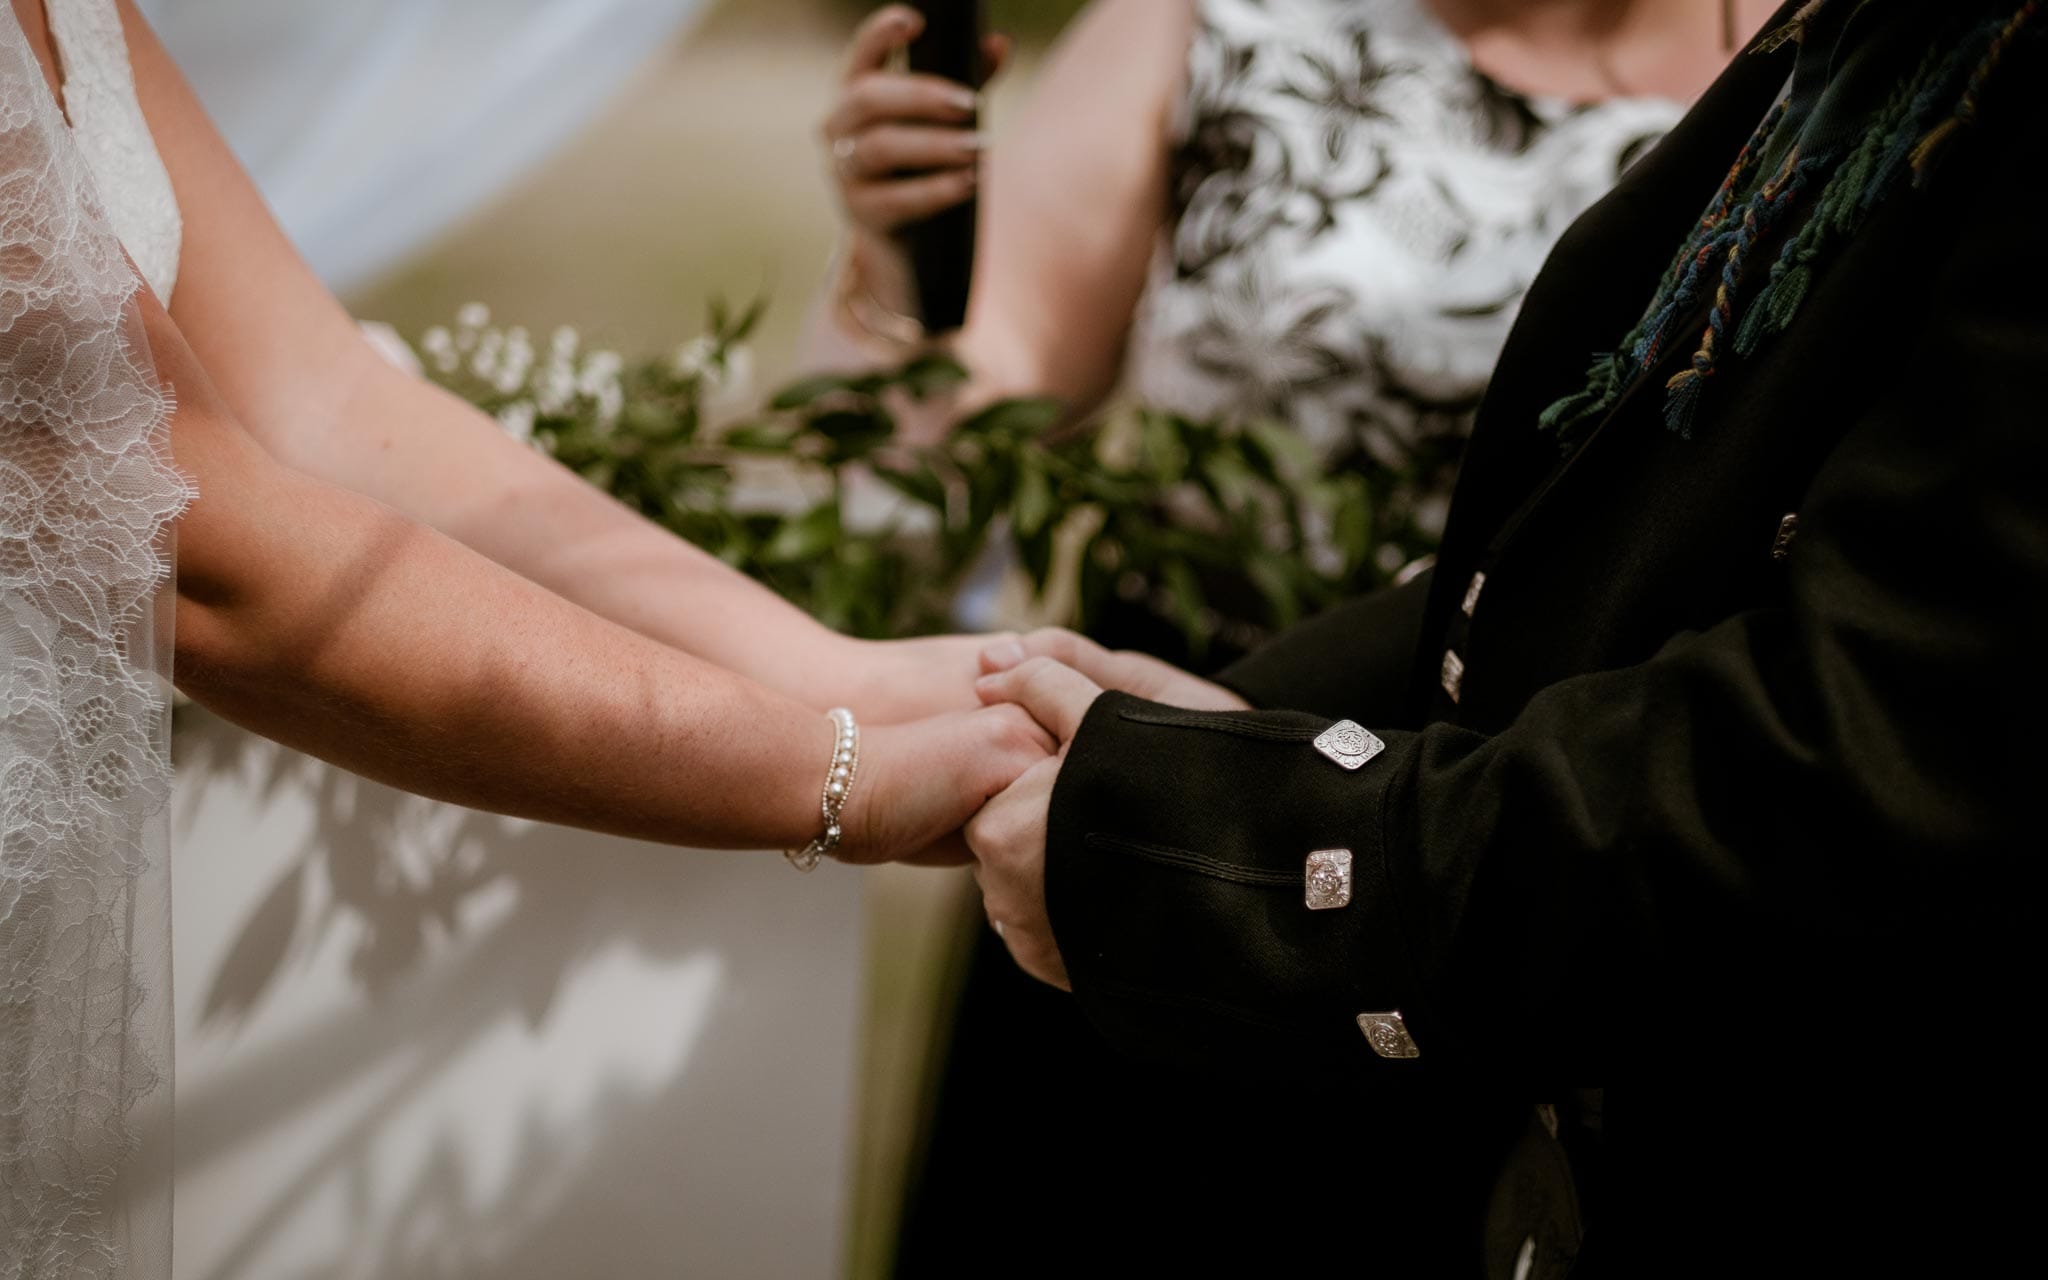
left=1045, top=690, right=1434, bottom=1077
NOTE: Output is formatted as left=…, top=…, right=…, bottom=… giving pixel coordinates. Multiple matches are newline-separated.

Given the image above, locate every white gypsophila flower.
left=421, top=326, right=459, bottom=375
left=536, top=364, right=575, bottom=416
left=673, top=334, right=716, bottom=379
left=456, top=302, right=491, bottom=331
left=471, top=331, right=504, bottom=381
left=551, top=326, right=580, bottom=358
left=578, top=349, right=624, bottom=387
left=496, top=400, right=537, bottom=442
left=504, top=329, right=532, bottom=371
left=576, top=350, right=625, bottom=427
left=701, top=344, right=756, bottom=423
left=496, top=329, right=535, bottom=394
left=720, top=345, right=754, bottom=398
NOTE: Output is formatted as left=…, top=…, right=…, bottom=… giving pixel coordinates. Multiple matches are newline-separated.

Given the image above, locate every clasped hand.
left=849, top=629, right=1241, bottom=987
left=963, top=630, right=1247, bottom=991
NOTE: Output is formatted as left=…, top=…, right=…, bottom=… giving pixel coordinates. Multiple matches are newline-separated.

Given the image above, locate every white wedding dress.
left=2, top=1, right=183, bottom=1276
left=43, top=0, right=182, bottom=303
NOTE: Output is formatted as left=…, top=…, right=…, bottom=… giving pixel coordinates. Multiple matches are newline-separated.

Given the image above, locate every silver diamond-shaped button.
left=1440, top=649, right=1465, bottom=704
left=1461, top=571, right=1487, bottom=618
left=1313, top=720, right=1386, bottom=770
left=1304, top=849, right=1353, bottom=910
left=1357, top=1011, right=1420, bottom=1059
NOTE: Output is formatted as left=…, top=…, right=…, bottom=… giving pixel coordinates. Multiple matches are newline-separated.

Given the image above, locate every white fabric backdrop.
left=169, top=712, right=864, bottom=1278
left=139, top=0, right=710, bottom=290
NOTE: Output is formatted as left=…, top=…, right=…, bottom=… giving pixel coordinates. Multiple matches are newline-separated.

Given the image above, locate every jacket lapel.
left=1419, top=11, right=1804, bottom=645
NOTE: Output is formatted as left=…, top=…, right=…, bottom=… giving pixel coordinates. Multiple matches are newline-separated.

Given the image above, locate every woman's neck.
left=1431, top=0, right=1783, bottom=105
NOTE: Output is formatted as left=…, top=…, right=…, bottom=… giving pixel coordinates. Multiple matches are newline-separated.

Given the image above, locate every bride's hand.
left=835, top=705, right=1054, bottom=866
left=848, top=633, right=991, bottom=722
left=978, top=629, right=1251, bottom=712
left=822, top=5, right=1009, bottom=312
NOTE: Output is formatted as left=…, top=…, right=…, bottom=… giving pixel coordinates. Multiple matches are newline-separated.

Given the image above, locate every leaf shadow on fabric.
left=159, top=712, right=863, bottom=1279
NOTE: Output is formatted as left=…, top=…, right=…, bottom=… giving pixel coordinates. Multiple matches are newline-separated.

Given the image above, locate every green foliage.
left=415, top=301, right=1434, bottom=655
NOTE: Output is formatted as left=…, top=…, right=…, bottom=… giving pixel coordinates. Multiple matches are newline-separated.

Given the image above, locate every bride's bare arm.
left=100, top=0, right=977, bottom=722
left=154, top=295, right=1051, bottom=859
left=807, top=0, right=1195, bottom=435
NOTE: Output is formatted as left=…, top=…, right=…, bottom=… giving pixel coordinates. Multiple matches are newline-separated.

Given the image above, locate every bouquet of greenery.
left=412, top=301, right=1437, bottom=662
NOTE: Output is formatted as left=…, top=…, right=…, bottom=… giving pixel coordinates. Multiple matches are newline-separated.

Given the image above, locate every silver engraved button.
left=1313, top=720, right=1386, bottom=771
left=1771, top=512, right=1800, bottom=561
left=1304, top=849, right=1353, bottom=910
left=1440, top=649, right=1466, bottom=704
left=1357, top=1011, right=1420, bottom=1059
left=1461, top=571, right=1487, bottom=618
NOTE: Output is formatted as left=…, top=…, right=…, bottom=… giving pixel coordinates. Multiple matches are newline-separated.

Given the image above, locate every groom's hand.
left=964, top=658, right=1106, bottom=990
left=979, top=629, right=1248, bottom=712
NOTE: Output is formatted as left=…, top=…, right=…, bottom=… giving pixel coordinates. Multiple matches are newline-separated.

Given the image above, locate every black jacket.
left=1045, top=6, right=2044, bottom=1272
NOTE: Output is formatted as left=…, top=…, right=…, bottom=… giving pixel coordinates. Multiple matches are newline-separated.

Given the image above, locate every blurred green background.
left=343, top=3, right=1082, bottom=1275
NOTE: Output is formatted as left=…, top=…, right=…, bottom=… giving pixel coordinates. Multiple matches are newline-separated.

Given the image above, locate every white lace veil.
left=2, top=5, right=187, bottom=1275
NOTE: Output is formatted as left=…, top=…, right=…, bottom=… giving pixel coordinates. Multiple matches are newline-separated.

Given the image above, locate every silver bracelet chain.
left=786, top=707, right=859, bottom=872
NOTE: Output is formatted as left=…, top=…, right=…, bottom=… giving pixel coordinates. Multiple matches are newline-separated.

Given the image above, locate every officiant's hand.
left=839, top=704, right=1054, bottom=866
left=822, top=6, right=1010, bottom=317
left=826, top=6, right=1008, bottom=236
left=964, top=658, right=1108, bottom=990
left=979, top=629, right=1249, bottom=712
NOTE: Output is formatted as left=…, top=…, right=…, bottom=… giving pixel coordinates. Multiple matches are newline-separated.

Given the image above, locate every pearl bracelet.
left=786, top=707, right=859, bottom=872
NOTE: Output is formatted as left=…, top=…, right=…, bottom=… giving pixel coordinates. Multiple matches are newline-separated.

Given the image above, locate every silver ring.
left=832, top=135, right=858, bottom=174
left=992, top=920, right=1006, bottom=939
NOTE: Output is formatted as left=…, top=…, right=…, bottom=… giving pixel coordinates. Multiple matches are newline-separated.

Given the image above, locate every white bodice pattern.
left=45, top=0, right=180, bottom=301
left=1128, top=0, right=1682, bottom=468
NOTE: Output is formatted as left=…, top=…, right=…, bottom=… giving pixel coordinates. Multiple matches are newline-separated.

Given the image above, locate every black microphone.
left=902, top=1, right=983, bottom=333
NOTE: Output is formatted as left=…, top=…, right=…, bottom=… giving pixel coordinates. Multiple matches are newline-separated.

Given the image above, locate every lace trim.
left=3, top=3, right=190, bottom=1273
left=46, top=0, right=181, bottom=302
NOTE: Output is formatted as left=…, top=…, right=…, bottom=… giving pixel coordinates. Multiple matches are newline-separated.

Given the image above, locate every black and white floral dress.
left=1127, top=0, right=1681, bottom=564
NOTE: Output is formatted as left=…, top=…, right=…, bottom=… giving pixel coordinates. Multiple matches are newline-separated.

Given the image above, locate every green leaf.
left=769, top=371, right=884, bottom=410
left=809, top=409, right=890, bottom=441
left=896, top=353, right=970, bottom=400
left=1012, top=453, right=1055, bottom=537
left=1016, top=523, right=1056, bottom=592
left=762, top=503, right=841, bottom=563
left=1140, top=412, right=1190, bottom=486
left=727, top=295, right=769, bottom=344
left=1246, top=419, right=1319, bottom=478
left=956, top=397, right=1062, bottom=443
left=1161, top=558, right=1207, bottom=639
left=720, top=422, right=800, bottom=451
left=1246, top=553, right=1303, bottom=630
left=872, top=461, right=947, bottom=510
left=1332, top=477, right=1372, bottom=571
left=1198, top=452, right=1261, bottom=514
left=809, top=409, right=896, bottom=463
